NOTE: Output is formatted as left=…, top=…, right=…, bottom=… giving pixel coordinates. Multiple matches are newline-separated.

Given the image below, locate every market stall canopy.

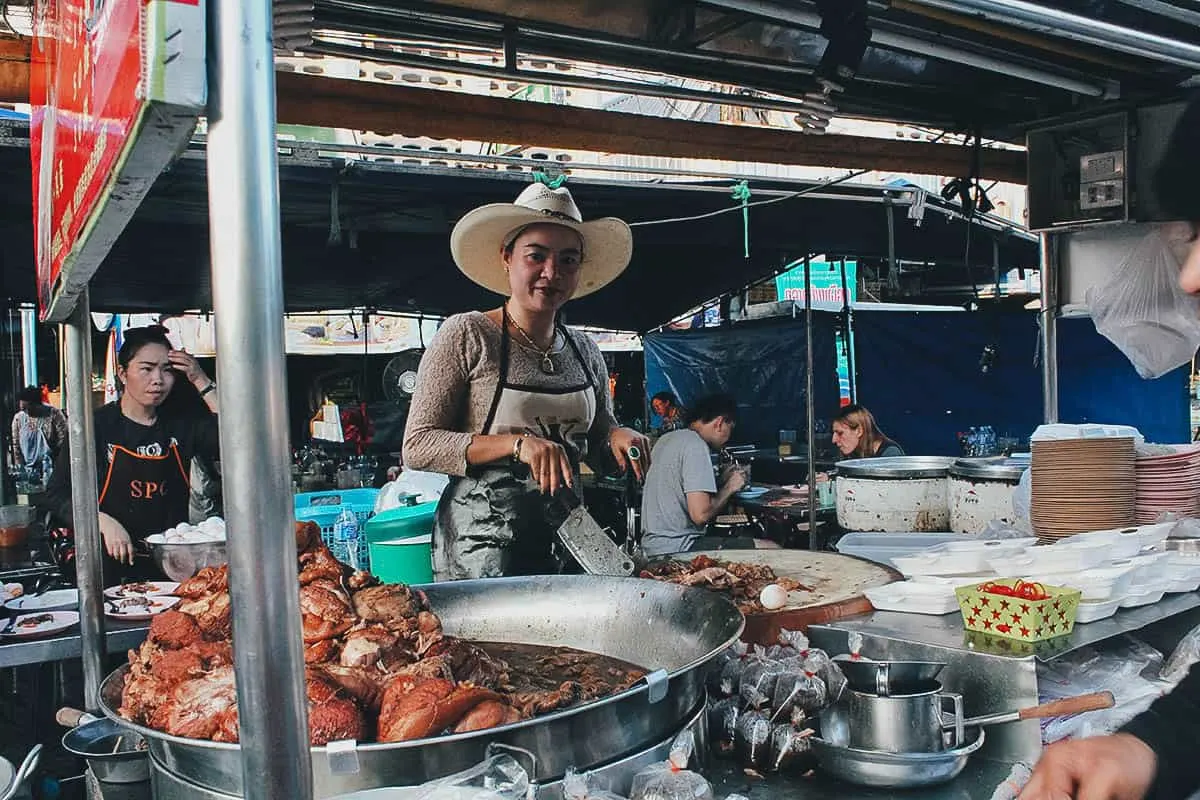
left=292, top=0, right=1200, bottom=140
left=0, top=120, right=1035, bottom=331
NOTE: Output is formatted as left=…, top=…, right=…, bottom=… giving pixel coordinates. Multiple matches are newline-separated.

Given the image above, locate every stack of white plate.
left=1031, top=438, right=1136, bottom=542
left=1135, top=444, right=1200, bottom=524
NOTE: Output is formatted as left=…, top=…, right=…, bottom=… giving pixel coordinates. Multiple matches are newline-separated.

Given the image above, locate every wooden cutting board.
left=687, top=550, right=901, bottom=645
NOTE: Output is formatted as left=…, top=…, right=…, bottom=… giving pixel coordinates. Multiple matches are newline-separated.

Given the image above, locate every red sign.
left=32, top=0, right=205, bottom=321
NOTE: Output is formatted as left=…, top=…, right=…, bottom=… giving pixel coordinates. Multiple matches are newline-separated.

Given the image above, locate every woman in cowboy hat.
left=403, top=183, right=650, bottom=580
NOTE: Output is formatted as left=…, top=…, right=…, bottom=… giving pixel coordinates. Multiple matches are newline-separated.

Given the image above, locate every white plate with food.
left=0, top=611, right=79, bottom=638
left=103, top=581, right=179, bottom=600
left=104, top=595, right=181, bottom=621
left=4, top=589, right=79, bottom=613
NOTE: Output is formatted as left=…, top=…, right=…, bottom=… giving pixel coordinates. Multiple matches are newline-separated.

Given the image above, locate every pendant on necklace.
left=541, top=353, right=557, bottom=375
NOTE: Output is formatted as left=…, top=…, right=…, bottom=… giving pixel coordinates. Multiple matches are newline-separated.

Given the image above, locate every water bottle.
left=333, top=506, right=360, bottom=570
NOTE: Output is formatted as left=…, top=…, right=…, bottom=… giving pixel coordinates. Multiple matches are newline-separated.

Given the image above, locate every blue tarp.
left=643, top=316, right=842, bottom=446
left=851, top=311, right=1189, bottom=454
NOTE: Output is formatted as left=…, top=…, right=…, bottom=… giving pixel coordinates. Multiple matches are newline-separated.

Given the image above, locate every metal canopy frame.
left=44, top=1, right=1197, bottom=797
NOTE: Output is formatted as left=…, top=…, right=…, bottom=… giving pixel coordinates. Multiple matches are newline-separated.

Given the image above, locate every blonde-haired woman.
left=831, top=404, right=904, bottom=459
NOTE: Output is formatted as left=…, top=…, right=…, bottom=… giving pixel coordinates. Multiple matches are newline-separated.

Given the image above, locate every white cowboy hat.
left=450, top=183, right=633, bottom=298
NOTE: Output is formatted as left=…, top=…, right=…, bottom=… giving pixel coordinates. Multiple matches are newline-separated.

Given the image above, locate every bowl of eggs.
left=145, top=517, right=228, bottom=581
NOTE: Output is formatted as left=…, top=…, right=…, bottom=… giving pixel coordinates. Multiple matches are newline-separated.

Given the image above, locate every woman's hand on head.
left=609, top=427, right=651, bottom=481
left=168, top=349, right=208, bottom=387
left=517, top=435, right=574, bottom=495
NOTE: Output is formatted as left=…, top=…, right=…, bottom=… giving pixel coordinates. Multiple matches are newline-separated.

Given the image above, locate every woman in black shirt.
left=46, top=326, right=220, bottom=582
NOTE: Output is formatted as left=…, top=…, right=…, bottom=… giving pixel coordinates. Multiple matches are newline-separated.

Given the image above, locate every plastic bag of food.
left=770, top=670, right=827, bottom=723
left=413, top=752, right=532, bottom=799
left=562, top=767, right=628, bottom=800
left=767, top=724, right=816, bottom=774
left=1163, top=622, right=1200, bottom=686
left=739, top=656, right=785, bottom=709
left=1087, top=224, right=1200, bottom=378
left=714, top=642, right=750, bottom=697
left=733, top=710, right=772, bottom=771
left=765, top=629, right=808, bottom=660
left=630, top=731, right=713, bottom=800
left=707, top=696, right=741, bottom=757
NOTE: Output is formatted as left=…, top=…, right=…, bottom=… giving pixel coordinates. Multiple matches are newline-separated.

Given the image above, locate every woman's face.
left=503, top=223, right=584, bottom=315
left=118, top=343, right=175, bottom=408
left=831, top=421, right=861, bottom=456
left=652, top=398, right=671, bottom=417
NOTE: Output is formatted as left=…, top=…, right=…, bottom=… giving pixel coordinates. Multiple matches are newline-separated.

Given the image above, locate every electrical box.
left=1027, top=112, right=1129, bottom=231
left=1027, top=100, right=1191, bottom=232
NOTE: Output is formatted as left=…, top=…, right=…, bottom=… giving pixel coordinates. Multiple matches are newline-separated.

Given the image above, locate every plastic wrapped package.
left=707, top=697, right=742, bottom=757
left=795, top=652, right=845, bottom=706
left=1086, top=224, right=1200, bottom=379
left=765, top=629, right=808, bottom=660
left=733, top=710, right=772, bottom=771
left=770, top=671, right=827, bottom=724
left=1037, top=640, right=1170, bottom=743
left=562, top=768, right=628, bottom=800
left=1162, top=622, right=1200, bottom=686
left=629, top=731, right=713, bottom=800
left=767, top=724, right=816, bottom=774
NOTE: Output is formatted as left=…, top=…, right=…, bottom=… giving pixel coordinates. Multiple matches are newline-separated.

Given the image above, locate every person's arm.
left=686, top=466, right=747, bottom=526
left=49, top=409, right=69, bottom=458
left=1118, top=663, right=1200, bottom=799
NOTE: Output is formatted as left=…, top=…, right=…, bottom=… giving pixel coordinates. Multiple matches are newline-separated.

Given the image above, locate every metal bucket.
left=61, top=718, right=150, bottom=784
left=100, top=575, right=742, bottom=797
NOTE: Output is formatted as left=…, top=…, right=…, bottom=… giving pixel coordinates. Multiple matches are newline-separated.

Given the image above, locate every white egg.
left=759, top=583, right=788, bottom=610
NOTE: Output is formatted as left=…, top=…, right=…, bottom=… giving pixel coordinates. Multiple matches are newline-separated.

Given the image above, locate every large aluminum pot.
left=99, top=575, right=742, bottom=798
left=948, top=458, right=1025, bottom=534
left=836, top=457, right=955, bottom=533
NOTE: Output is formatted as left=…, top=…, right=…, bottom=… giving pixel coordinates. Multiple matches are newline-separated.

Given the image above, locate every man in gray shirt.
left=641, top=393, right=748, bottom=556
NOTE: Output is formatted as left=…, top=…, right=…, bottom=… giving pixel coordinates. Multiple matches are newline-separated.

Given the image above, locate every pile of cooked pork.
left=118, top=521, right=642, bottom=745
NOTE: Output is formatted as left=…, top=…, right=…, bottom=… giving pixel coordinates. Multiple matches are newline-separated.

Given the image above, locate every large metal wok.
left=98, top=575, right=743, bottom=797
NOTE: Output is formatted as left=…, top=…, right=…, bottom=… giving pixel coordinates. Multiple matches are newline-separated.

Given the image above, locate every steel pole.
left=207, top=0, right=312, bottom=796
left=63, top=291, right=105, bottom=711
left=804, top=256, right=818, bottom=551
left=839, top=259, right=856, bottom=405
left=20, top=307, right=37, bottom=388
left=904, top=0, right=1200, bottom=70
left=1039, top=233, right=1059, bottom=424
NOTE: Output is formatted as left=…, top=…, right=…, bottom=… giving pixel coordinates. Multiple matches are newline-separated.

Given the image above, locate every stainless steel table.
left=0, top=620, right=149, bottom=669
left=709, top=756, right=1016, bottom=799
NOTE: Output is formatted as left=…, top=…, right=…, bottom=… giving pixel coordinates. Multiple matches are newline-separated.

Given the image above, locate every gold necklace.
left=506, top=305, right=560, bottom=375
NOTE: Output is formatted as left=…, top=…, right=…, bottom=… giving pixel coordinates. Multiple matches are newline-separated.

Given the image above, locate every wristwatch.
left=198, top=381, right=217, bottom=398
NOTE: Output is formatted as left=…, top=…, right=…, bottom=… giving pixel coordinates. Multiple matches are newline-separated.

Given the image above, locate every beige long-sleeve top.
left=402, top=312, right=617, bottom=477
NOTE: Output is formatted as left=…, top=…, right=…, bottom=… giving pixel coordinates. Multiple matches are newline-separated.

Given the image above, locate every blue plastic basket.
left=294, top=489, right=379, bottom=570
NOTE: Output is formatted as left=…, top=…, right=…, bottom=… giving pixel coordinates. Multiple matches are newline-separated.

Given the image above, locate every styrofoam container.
left=908, top=573, right=996, bottom=587
left=1166, top=576, right=1200, bottom=594
left=863, top=582, right=959, bottom=615
left=1119, top=583, right=1168, bottom=608
left=1075, top=597, right=1121, bottom=623
left=1018, top=565, right=1135, bottom=602
left=893, top=539, right=1034, bottom=576
left=835, top=532, right=967, bottom=569
left=1060, top=524, right=1171, bottom=560
left=1111, top=552, right=1170, bottom=586
left=994, top=539, right=1110, bottom=574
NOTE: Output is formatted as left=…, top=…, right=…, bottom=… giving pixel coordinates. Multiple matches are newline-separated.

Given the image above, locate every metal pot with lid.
left=835, top=457, right=955, bottom=533
left=948, top=458, right=1027, bottom=534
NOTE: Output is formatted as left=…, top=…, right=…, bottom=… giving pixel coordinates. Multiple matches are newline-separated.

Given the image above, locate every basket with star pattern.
left=955, top=579, right=1081, bottom=642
